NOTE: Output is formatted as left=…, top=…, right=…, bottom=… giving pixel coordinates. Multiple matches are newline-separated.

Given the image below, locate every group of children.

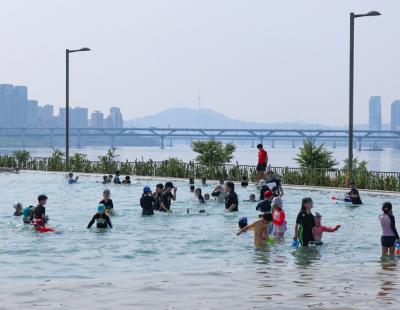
left=13, top=171, right=400, bottom=256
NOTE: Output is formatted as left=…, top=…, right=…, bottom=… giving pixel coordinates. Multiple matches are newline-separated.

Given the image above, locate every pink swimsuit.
left=312, top=224, right=336, bottom=243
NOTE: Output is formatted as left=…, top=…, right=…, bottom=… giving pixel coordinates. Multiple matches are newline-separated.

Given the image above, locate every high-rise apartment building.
left=391, top=100, right=400, bottom=131
left=90, top=111, right=104, bottom=128
left=369, top=96, right=382, bottom=131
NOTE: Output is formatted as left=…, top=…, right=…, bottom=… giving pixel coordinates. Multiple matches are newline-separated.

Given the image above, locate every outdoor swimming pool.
left=1, top=171, right=400, bottom=309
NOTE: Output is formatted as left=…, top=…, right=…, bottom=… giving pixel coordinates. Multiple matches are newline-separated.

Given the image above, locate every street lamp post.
left=348, top=11, right=380, bottom=176
left=65, top=47, right=91, bottom=168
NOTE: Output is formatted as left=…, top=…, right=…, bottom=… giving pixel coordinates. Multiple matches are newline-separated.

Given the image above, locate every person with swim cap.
left=271, top=197, right=286, bottom=238
left=13, top=202, right=23, bottom=216
left=237, top=213, right=273, bottom=247
left=87, top=204, right=112, bottom=229
left=256, top=190, right=273, bottom=213
left=33, top=219, right=55, bottom=233
left=160, top=182, right=176, bottom=212
left=100, top=189, right=114, bottom=215
left=67, top=172, right=79, bottom=184
left=140, top=186, right=155, bottom=216
left=312, top=212, right=340, bottom=245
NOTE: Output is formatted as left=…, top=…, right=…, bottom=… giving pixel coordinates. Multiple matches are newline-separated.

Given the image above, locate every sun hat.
left=264, top=191, right=273, bottom=199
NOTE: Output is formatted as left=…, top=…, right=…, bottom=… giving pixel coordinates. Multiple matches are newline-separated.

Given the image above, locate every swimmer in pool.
left=13, top=202, right=23, bottom=216
left=244, top=194, right=257, bottom=202
left=201, top=178, right=208, bottom=186
left=241, top=175, right=249, bottom=187
left=67, top=172, right=79, bottom=184
left=140, top=186, right=155, bottom=216
left=101, top=175, right=108, bottom=184
left=113, top=171, right=121, bottom=184
left=204, top=193, right=210, bottom=202
left=211, top=179, right=225, bottom=204
left=122, top=176, right=131, bottom=184
left=22, top=205, right=35, bottom=224
left=160, top=182, right=176, bottom=212
left=100, top=189, right=114, bottom=215
left=190, top=185, right=195, bottom=193
left=152, top=183, right=164, bottom=211
left=312, top=212, right=340, bottom=245
left=237, top=212, right=273, bottom=246
left=271, top=197, right=286, bottom=238
left=87, top=204, right=112, bottom=229
left=194, top=188, right=205, bottom=204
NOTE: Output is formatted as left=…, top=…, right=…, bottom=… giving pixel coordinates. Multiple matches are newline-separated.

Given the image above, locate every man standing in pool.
left=346, top=181, right=363, bottom=205
left=255, top=144, right=268, bottom=183
left=160, top=182, right=176, bottom=212
left=225, top=182, right=239, bottom=212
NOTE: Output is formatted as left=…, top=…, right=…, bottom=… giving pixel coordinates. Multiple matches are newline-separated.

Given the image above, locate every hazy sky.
left=1, top=0, right=399, bottom=125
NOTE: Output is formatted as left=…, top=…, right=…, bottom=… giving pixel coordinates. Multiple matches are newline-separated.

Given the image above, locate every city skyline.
left=0, top=84, right=123, bottom=128
left=1, top=1, right=400, bottom=126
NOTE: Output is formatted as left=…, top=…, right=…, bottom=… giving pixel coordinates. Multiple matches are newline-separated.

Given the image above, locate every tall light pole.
left=348, top=11, right=380, bottom=176
left=66, top=47, right=91, bottom=168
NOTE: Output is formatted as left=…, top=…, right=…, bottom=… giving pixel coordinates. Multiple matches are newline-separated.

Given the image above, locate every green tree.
left=47, top=148, right=65, bottom=171
left=98, top=148, right=119, bottom=173
left=13, top=150, right=30, bottom=169
left=343, top=158, right=368, bottom=171
left=191, top=140, right=236, bottom=166
left=295, top=139, right=338, bottom=169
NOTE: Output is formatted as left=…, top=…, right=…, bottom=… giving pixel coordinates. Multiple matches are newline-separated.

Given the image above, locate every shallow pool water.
left=1, top=171, right=400, bottom=309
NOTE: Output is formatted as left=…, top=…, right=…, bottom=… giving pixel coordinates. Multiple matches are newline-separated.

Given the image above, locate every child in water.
left=33, top=219, right=55, bottom=233
left=22, top=206, right=34, bottom=224
left=122, top=176, right=131, bottom=184
left=204, top=193, right=210, bottom=202
left=140, top=186, right=155, bottom=216
left=237, top=213, right=273, bottom=247
left=194, top=188, right=205, bottom=204
left=293, top=197, right=315, bottom=246
left=312, top=212, right=340, bottom=245
left=67, top=172, right=79, bottom=184
left=379, top=202, right=400, bottom=256
left=113, top=171, right=121, bottom=184
left=13, top=202, right=23, bottom=216
left=272, top=197, right=286, bottom=238
left=100, top=189, right=114, bottom=215
left=87, top=204, right=112, bottom=229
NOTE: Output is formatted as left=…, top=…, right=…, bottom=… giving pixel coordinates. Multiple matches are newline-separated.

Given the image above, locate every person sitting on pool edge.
left=160, top=182, right=177, bottom=212
left=100, top=189, right=114, bottom=215
left=237, top=212, right=273, bottom=247
left=346, top=181, right=363, bottom=205
left=87, top=204, right=112, bottom=229
left=67, top=172, right=79, bottom=184
left=225, top=181, right=239, bottom=212
left=13, top=202, right=23, bottom=216
left=140, top=186, right=155, bottom=216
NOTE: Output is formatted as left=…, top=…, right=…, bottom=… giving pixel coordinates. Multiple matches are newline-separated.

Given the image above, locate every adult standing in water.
left=224, top=182, right=239, bottom=212
left=160, top=182, right=177, bottom=212
left=346, top=181, right=363, bottom=205
left=256, top=144, right=268, bottom=183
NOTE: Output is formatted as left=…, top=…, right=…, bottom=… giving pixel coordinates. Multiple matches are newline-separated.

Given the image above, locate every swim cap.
left=258, top=179, right=267, bottom=187
left=22, top=207, right=31, bottom=218
left=264, top=191, right=273, bottom=199
left=98, top=204, right=105, bottom=214
left=13, top=202, right=22, bottom=209
left=143, top=186, right=151, bottom=193
left=272, top=197, right=283, bottom=207
left=239, top=217, right=248, bottom=229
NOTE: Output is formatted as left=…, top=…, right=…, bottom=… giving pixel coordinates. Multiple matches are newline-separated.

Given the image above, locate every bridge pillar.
left=271, top=139, right=275, bottom=148
left=333, top=140, right=336, bottom=149
left=160, top=136, right=165, bottom=149
left=357, top=138, right=362, bottom=152
left=373, top=140, right=378, bottom=151
left=111, top=135, right=115, bottom=148
left=292, top=140, right=295, bottom=148
left=169, top=139, right=173, bottom=147
left=21, top=129, right=26, bottom=147
left=251, top=140, right=254, bottom=148
left=77, top=130, right=82, bottom=148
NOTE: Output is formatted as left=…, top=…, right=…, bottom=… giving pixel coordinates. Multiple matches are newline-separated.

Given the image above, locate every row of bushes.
left=1, top=149, right=399, bottom=191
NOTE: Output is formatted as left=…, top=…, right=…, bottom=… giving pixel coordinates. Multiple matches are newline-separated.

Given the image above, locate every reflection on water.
left=292, top=246, right=321, bottom=268
left=378, top=258, right=398, bottom=304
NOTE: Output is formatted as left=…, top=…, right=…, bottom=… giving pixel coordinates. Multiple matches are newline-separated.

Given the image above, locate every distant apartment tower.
left=27, top=100, right=39, bottom=127
left=391, top=100, right=400, bottom=131
left=57, top=107, right=88, bottom=128
left=90, top=111, right=104, bottom=128
left=38, top=105, right=55, bottom=127
left=106, top=107, right=124, bottom=128
left=369, top=96, right=381, bottom=131
left=0, top=84, right=28, bottom=127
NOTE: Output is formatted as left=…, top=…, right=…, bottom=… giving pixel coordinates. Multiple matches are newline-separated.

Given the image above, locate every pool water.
left=1, top=171, right=400, bottom=309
